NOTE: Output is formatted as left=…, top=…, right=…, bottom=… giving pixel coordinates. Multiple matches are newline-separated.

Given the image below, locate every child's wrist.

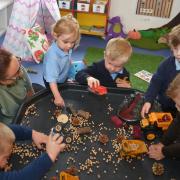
left=47, top=152, right=56, bottom=162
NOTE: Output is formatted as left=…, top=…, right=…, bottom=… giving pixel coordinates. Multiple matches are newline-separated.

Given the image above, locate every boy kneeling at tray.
left=148, top=73, right=180, bottom=160
left=0, top=123, right=65, bottom=180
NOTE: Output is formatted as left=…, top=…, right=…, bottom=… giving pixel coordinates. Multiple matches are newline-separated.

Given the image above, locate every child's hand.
left=116, top=78, right=131, bottom=88
left=32, top=130, right=48, bottom=149
left=87, top=77, right=100, bottom=88
left=141, top=102, right=151, bottom=118
left=148, top=143, right=165, bottom=160
left=46, top=133, right=66, bottom=162
left=54, top=95, right=65, bottom=107
left=116, top=81, right=131, bottom=88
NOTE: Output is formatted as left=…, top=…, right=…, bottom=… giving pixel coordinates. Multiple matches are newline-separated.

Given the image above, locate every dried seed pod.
left=152, top=162, right=164, bottom=176
left=77, top=110, right=90, bottom=119
left=99, top=134, right=109, bottom=144
left=66, top=137, right=72, bottom=144
left=55, top=125, right=62, bottom=132
left=116, top=134, right=126, bottom=143
left=57, top=114, right=68, bottom=123
left=71, top=117, right=81, bottom=126
left=77, top=127, right=91, bottom=135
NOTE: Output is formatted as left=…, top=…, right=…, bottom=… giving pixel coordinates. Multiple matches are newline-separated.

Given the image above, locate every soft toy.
left=106, top=16, right=127, bottom=41
left=128, top=29, right=141, bottom=40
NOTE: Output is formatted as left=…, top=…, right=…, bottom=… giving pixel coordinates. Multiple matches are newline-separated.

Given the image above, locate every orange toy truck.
left=140, top=112, right=173, bottom=140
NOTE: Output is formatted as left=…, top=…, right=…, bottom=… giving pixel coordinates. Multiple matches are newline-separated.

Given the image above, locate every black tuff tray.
left=11, top=84, right=180, bottom=180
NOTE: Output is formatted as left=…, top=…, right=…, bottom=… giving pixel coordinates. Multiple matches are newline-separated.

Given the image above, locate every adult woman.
left=0, top=48, right=34, bottom=124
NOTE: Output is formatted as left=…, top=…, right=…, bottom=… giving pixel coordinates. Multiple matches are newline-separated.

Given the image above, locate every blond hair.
left=105, top=37, right=132, bottom=63
left=0, top=123, right=15, bottom=153
left=52, top=14, right=80, bottom=48
left=168, top=24, right=180, bottom=48
left=166, top=73, right=180, bottom=99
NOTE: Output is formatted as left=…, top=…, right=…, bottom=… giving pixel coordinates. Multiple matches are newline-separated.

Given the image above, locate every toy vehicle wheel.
left=146, top=132, right=156, bottom=140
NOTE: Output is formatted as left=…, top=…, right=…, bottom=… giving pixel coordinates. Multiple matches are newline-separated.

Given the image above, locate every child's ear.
left=104, top=51, right=106, bottom=59
left=52, top=32, right=58, bottom=40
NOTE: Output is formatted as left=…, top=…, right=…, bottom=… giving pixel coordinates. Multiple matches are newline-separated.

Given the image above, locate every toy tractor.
left=140, top=112, right=173, bottom=140
left=60, top=171, right=79, bottom=180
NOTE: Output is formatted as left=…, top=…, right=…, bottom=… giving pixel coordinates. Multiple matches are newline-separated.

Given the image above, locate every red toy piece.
left=118, top=93, right=142, bottom=123
left=111, top=115, right=123, bottom=128
left=133, top=125, right=142, bottom=139
left=89, top=85, right=107, bottom=95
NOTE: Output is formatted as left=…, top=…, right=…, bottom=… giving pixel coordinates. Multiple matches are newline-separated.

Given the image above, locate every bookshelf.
left=58, top=0, right=111, bottom=37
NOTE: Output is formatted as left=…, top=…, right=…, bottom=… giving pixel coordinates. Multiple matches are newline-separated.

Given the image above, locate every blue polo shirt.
left=43, top=42, right=72, bottom=83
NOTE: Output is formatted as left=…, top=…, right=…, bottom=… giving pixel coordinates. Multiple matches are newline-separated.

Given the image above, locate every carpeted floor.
left=0, top=34, right=171, bottom=89
left=84, top=47, right=165, bottom=92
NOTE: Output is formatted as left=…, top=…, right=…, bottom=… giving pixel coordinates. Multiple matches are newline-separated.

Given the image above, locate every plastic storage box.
left=58, top=0, right=71, bottom=9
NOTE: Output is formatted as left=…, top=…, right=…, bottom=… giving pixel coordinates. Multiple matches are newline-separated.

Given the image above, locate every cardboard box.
left=77, top=3, right=90, bottom=12
left=58, top=0, right=71, bottom=9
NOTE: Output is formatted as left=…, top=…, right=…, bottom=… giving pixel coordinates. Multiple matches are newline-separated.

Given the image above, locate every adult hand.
left=141, top=102, right=151, bottom=118
left=32, top=130, right=48, bottom=149
left=46, top=133, right=66, bottom=162
left=87, top=77, right=100, bottom=88
left=148, top=143, right=165, bottom=160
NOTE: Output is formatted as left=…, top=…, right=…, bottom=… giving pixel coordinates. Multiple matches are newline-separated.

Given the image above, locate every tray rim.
left=13, top=83, right=142, bottom=124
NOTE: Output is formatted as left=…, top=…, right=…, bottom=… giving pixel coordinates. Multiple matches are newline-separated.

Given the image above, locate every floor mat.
left=129, top=38, right=169, bottom=50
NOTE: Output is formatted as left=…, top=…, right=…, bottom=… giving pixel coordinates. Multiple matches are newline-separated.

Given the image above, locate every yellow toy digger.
left=140, top=112, right=173, bottom=140
left=60, top=171, right=79, bottom=180
left=120, top=139, right=148, bottom=157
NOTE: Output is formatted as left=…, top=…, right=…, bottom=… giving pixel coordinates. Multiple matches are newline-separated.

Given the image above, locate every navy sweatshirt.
left=162, top=112, right=180, bottom=158
left=75, top=60, right=130, bottom=88
left=145, top=56, right=180, bottom=112
left=0, top=125, right=53, bottom=180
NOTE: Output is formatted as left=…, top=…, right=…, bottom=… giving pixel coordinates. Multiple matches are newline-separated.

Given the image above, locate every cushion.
left=25, top=25, right=49, bottom=63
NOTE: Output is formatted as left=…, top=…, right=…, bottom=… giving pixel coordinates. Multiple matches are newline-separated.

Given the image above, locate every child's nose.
left=67, top=43, right=73, bottom=48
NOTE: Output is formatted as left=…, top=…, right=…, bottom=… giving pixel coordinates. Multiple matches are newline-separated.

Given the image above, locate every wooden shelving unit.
left=58, top=0, right=111, bottom=37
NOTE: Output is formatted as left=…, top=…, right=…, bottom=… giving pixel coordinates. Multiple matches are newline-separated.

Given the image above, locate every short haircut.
left=52, top=14, right=81, bottom=48
left=166, top=73, right=180, bottom=99
left=105, top=37, right=132, bottom=63
left=168, top=24, right=180, bottom=48
left=0, top=123, right=15, bottom=153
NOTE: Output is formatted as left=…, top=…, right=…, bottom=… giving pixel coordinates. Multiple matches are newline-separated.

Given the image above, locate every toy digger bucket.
left=120, top=139, right=148, bottom=157
left=60, top=171, right=79, bottom=180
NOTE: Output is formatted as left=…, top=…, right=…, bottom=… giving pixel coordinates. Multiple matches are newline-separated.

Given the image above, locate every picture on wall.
left=136, top=0, right=173, bottom=18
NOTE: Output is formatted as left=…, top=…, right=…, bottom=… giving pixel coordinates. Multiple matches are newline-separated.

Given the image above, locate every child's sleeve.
left=75, top=63, right=98, bottom=84
left=43, top=58, right=60, bottom=83
left=144, top=62, right=166, bottom=104
left=9, top=124, right=32, bottom=140
left=161, top=113, right=180, bottom=157
left=0, top=153, right=52, bottom=180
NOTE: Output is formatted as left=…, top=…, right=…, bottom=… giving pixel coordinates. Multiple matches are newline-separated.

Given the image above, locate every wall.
left=109, top=0, right=180, bottom=32
left=0, top=0, right=13, bottom=35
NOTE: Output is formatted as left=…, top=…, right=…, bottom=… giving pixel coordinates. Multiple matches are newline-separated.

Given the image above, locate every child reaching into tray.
left=43, top=14, right=80, bottom=107
left=148, top=73, right=180, bottom=160
left=75, top=37, right=132, bottom=88
left=0, top=123, right=65, bottom=179
left=141, top=24, right=180, bottom=118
